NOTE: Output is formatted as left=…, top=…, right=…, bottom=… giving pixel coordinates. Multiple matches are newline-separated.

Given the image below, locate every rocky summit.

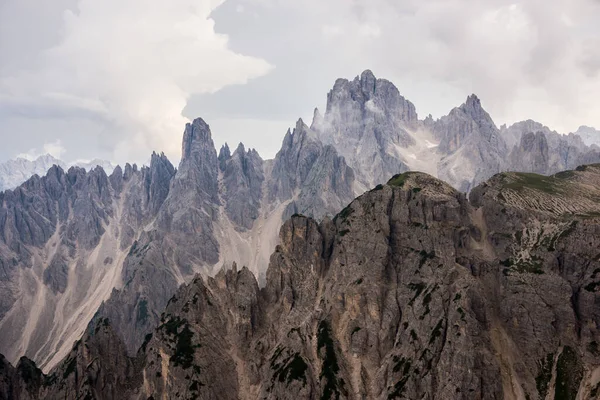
left=1, top=70, right=600, bottom=399
left=2, top=165, right=600, bottom=399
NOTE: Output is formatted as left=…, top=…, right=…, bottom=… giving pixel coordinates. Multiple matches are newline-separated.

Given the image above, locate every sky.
left=1, top=0, right=599, bottom=165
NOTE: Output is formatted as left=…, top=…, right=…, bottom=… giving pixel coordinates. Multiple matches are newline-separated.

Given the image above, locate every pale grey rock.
left=506, top=122, right=600, bottom=176
left=5, top=166, right=600, bottom=399
left=316, top=70, right=414, bottom=188
left=0, top=154, right=115, bottom=192
left=432, top=94, right=507, bottom=191
left=221, top=143, right=264, bottom=230
left=574, top=125, right=600, bottom=148
left=269, top=119, right=355, bottom=220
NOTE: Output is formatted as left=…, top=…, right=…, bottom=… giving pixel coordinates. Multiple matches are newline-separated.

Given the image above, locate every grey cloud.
left=1, top=0, right=600, bottom=164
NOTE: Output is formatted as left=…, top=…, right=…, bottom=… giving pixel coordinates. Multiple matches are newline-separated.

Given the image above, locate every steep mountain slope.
left=574, top=126, right=600, bottom=148
left=3, top=165, right=600, bottom=399
left=2, top=69, right=600, bottom=378
left=315, top=71, right=600, bottom=192
left=0, top=156, right=175, bottom=372
left=431, top=94, right=507, bottom=191
left=0, top=116, right=356, bottom=371
left=0, top=155, right=115, bottom=191
left=503, top=120, right=600, bottom=176
left=0, top=155, right=67, bottom=192
left=313, top=70, right=415, bottom=190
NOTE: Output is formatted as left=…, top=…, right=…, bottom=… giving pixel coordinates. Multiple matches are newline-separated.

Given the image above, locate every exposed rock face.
left=509, top=131, right=551, bottom=174
left=4, top=165, right=600, bottom=399
left=0, top=150, right=175, bottom=371
left=221, top=143, right=265, bottom=230
left=270, top=119, right=356, bottom=220
left=314, top=70, right=415, bottom=189
left=3, top=70, right=600, bottom=386
left=574, top=125, right=600, bottom=148
left=432, top=95, right=507, bottom=191
left=0, top=155, right=115, bottom=192
left=505, top=122, right=600, bottom=176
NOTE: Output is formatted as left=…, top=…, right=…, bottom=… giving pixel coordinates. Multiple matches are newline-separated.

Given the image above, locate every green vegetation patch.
left=160, top=316, right=199, bottom=369
left=407, top=282, right=426, bottom=306
left=136, top=299, right=149, bottom=325
left=272, top=352, right=309, bottom=386
left=317, top=320, right=345, bottom=400
left=335, top=204, right=354, bottom=223
left=553, top=170, right=576, bottom=180
left=387, top=172, right=418, bottom=188
left=535, top=353, right=554, bottom=399
left=555, top=346, right=583, bottom=400
left=584, top=281, right=600, bottom=292
left=418, top=250, right=436, bottom=268
left=546, top=221, right=579, bottom=251
left=63, top=357, right=77, bottom=379
left=512, top=257, right=545, bottom=275
left=502, top=172, right=565, bottom=194
left=429, top=319, right=444, bottom=345
left=388, top=355, right=413, bottom=399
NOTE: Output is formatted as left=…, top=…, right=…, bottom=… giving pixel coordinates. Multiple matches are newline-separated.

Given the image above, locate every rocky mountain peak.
left=574, top=125, right=600, bottom=147
left=359, top=69, right=377, bottom=94
left=459, top=94, right=495, bottom=128
left=234, top=142, right=246, bottom=155
left=310, top=107, right=323, bottom=131
left=218, top=143, right=231, bottom=172
left=182, top=117, right=214, bottom=162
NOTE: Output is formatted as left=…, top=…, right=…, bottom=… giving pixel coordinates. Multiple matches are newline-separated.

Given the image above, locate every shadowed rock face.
left=221, top=143, right=265, bottom=230
left=3, top=70, right=600, bottom=387
left=4, top=166, right=600, bottom=399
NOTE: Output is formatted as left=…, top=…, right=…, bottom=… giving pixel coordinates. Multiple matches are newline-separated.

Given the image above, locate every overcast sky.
left=1, top=0, right=599, bottom=164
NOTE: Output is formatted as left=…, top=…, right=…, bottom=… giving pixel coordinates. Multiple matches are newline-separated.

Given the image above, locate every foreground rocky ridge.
left=0, top=116, right=356, bottom=370
left=3, top=165, right=600, bottom=399
left=2, top=69, right=600, bottom=373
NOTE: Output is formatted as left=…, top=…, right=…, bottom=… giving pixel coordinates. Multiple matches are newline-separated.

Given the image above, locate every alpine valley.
left=1, top=71, right=600, bottom=400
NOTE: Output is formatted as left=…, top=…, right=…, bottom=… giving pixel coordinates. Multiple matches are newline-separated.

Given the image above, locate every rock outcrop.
left=4, top=165, right=600, bottom=399
left=270, top=119, right=356, bottom=220
left=220, top=143, right=265, bottom=230
left=505, top=121, right=600, bottom=176
left=314, top=70, right=415, bottom=189
left=3, top=70, right=600, bottom=383
left=431, top=94, right=507, bottom=191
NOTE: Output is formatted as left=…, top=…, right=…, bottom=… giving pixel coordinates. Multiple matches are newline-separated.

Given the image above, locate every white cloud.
left=0, top=0, right=273, bottom=164
left=365, top=100, right=383, bottom=115
left=233, top=0, right=600, bottom=133
left=17, top=140, right=66, bottom=161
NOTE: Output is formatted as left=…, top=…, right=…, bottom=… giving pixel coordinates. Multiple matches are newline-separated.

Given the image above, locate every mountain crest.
left=182, top=117, right=213, bottom=161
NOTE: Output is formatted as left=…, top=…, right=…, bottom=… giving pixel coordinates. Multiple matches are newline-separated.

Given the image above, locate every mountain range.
left=0, top=70, right=599, bottom=399
left=0, top=155, right=115, bottom=192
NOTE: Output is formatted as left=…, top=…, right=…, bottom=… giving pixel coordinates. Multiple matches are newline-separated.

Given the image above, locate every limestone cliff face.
left=220, top=143, right=265, bottom=230
left=504, top=121, right=600, bottom=176
left=269, top=119, right=356, bottom=220
left=3, top=70, right=600, bottom=388
left=315, top=70, right=414, bottom=189
left=5, top=165, right=600, bottom=399
left=432, top=95, right=507, bottom=192
left=0, top=161, right=171, bottom=371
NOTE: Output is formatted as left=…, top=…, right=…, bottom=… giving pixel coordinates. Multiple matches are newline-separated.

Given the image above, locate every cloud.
left=16, top=140, right=67, bottom=161
left=221, top=0, right=600, bottom=133
left=0, top=0, right=273, bottom=164
left=1, top=0, right=600, bottom=164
